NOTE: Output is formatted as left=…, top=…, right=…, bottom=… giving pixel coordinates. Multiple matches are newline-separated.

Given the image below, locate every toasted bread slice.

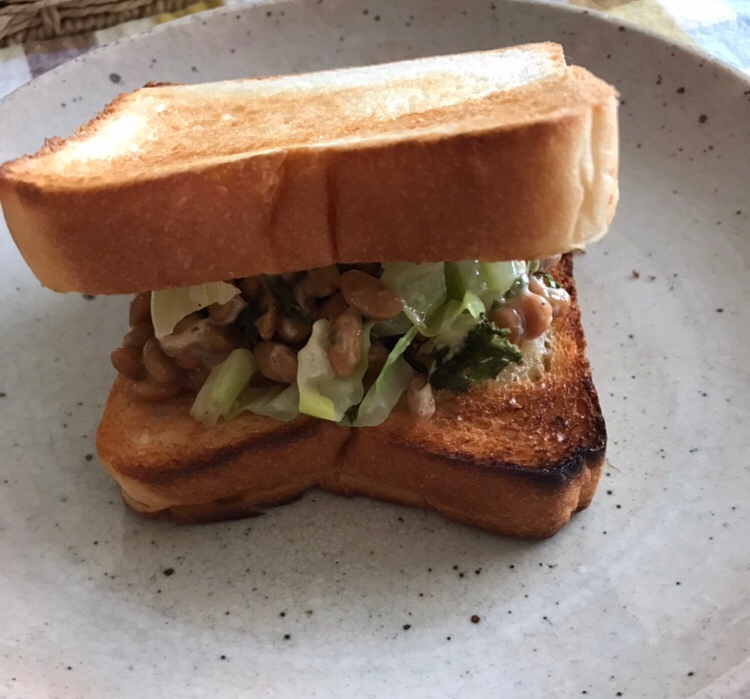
left=96, top=257, right=605, bottom=539
left=0, top=43, right=618, bottom=294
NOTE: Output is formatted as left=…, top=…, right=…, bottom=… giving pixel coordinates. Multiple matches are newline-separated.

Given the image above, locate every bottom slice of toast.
left=96, top=257, right=605, bottom=539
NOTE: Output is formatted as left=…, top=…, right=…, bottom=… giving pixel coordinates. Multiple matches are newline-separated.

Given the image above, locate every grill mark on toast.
left=114, top=418, right=329, bottom=484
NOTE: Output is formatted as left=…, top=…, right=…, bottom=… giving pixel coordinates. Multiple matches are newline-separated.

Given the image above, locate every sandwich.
left=0, top=43, right=618, bottom=539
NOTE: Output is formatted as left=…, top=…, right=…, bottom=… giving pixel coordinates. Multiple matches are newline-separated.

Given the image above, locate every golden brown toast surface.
left=3, top=44, right=568, bottom=182
left=95, top=258, right=605, bottom=538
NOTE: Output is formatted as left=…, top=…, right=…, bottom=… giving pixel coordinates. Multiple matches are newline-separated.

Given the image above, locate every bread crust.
left=95, top=257, right=606, bottom=538
left=0, top=46, right=618, bottom=293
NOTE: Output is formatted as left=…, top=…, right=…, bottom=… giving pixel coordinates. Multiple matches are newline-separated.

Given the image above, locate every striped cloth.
left=1, top=0, right=749, bottom=101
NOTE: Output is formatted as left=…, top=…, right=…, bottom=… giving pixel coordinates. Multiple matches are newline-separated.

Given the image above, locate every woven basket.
left=0, top=0, right=198, bottom=46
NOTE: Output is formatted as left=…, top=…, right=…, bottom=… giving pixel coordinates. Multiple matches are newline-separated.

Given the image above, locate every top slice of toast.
left=0, top=43, right=619, bottom=294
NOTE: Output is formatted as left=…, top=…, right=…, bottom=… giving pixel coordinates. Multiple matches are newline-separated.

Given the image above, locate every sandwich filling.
left=111, top=258, right=570, bottom=426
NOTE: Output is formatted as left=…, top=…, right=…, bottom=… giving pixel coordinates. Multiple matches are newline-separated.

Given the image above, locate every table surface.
left=0, top=0, right=749, bottom=102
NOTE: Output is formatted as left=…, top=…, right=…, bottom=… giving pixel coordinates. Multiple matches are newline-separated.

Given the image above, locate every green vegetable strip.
left=445, top=260, right=526, bottom=301
left=422, top=291, right=484, bottom=337
left=479, top=261, right=526, bottom=294
left=190, top=348, right=255, bottom=426
left=445, top=261, right=484, bottom=299
left=232, top=384, right=301, bottom=422
left=380, top=263, right=447, bottom=333
left=353, top=327, right=418, bottom=427
left=297, top=320, right=375, bottom=422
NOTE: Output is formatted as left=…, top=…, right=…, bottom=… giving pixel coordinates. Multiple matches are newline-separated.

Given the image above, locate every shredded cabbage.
left=353, top=327, right=418, bottom=427
left=445, top=261, right=482, bottom=299
left=480, top=261, right=527, bottom=294
left=420, top=292, right=484, bottom=358
left=429, top=313, right=479, bottom=355
left=190, top=348, right=255, bottom=426
left=372, top=312, right=413, bottom=337
left=297, top=319, right=374, bottom=422
left=422, top=290, right=484, bottom=338
left=151, top=281, right=241, bottom=338
left=380, top=263, right=446, bottom=333
left=445, top=260, right=526, bottom=302
left=179, top=259, right=532, bottom=428
left=232, top=384, right=301, bottom=422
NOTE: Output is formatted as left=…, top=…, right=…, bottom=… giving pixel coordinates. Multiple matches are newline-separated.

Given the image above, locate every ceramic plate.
left=1, top=1, right=748, bottom=697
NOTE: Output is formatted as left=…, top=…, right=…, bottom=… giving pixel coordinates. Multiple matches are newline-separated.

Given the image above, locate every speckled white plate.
left=1, top=1, right=749, bottom=697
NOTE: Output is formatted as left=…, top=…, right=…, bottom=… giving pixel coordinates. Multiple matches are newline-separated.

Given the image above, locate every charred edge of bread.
left=395, top=409, right=606, bottom=492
